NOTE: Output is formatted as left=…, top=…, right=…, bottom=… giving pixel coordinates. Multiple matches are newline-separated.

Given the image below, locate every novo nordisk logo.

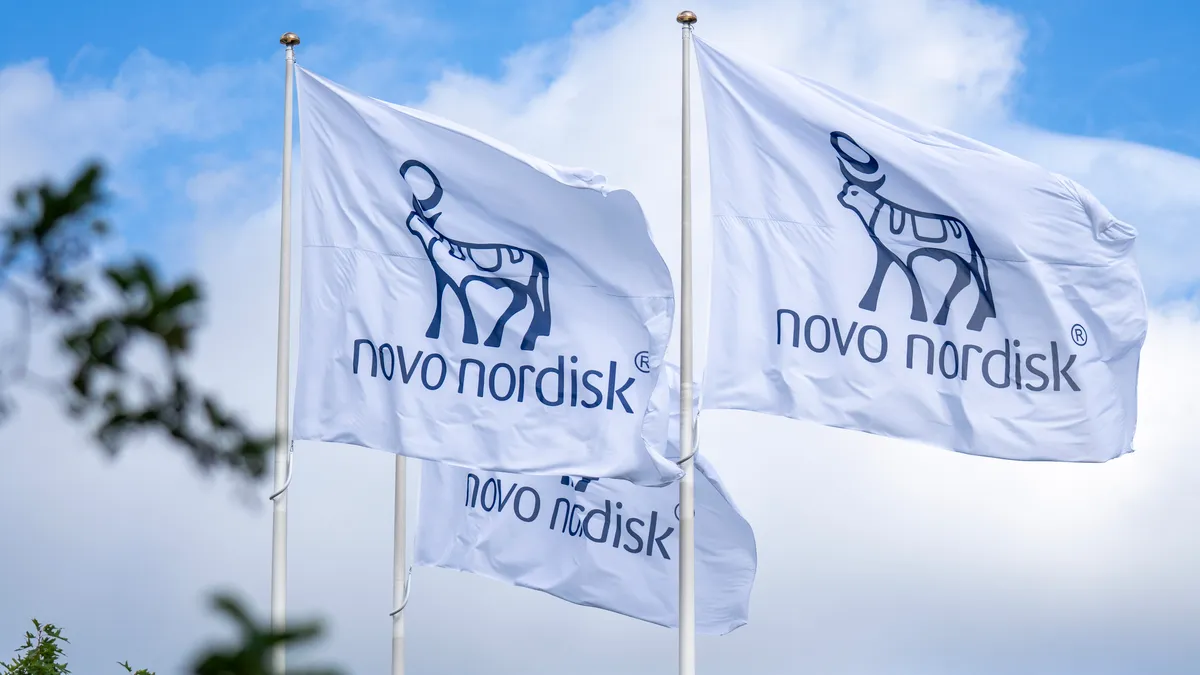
left=771, top=133, right=1080, bottom=393
left=464, top=472, right=676, bottom=560
left=831, top=132, right=996, bottom=332
left=348, top=159, right=642, bottom=412
left=400, top=159, right=552, bottom=351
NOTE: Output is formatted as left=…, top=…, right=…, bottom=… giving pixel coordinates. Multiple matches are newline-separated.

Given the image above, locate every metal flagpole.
left=390, top=455, right=407, bottom=675
left=676, top=10, right=697, bottom=675
left=269, top=30, right=300, bottom=675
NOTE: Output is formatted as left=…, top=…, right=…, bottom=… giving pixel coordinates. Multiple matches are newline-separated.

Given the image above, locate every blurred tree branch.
left=0, top=161, right=274, bottom=478
left=1, top=163, right=337, bottom=672
left=191, top=594, right=339, bottom=675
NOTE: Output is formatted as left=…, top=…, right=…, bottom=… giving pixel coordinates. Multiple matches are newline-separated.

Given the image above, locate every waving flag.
left=414, top=365, right=756, bottom=634
left=694, top=37, right=1147, bottom=462
left=292, top=67, right=681, bottom=486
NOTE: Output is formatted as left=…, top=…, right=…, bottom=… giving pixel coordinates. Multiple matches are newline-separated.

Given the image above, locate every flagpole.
left=391, top=455, right=407, bottom=675
left=269, top=30, right=299, bottom=675
left=676, top=10, right=697, bottom=675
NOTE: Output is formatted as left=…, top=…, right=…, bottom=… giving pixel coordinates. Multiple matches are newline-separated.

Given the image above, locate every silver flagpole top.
left=676, top=10, right=697, bottom=25
left=280, top=32, right=300, bottom=46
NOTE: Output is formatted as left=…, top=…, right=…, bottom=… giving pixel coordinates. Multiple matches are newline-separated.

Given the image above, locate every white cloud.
left=2, top=0, right=1199, bottom=673
left=0, top=51, right=271, bottom=212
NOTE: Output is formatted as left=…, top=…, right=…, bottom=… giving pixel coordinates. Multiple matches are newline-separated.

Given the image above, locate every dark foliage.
left=1, top=163, right=339, bottom=672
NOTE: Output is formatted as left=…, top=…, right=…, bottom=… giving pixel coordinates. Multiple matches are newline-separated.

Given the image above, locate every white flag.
left=694, top=38, right=1147, bottom=462
left=414, top=364, right=756, bottom=634
left=292, top=68, right=682, bottom=486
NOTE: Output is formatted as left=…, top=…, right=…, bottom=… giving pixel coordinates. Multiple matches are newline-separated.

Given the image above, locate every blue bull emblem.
left=831, top=132, right=996, bottom=332
left=400, top=159, right=552, bottom=351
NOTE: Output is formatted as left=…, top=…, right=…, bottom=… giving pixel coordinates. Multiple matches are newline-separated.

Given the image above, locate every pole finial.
left=280, top=32, right=300, bottom=47
left=677, top=10, right=697, bottom=25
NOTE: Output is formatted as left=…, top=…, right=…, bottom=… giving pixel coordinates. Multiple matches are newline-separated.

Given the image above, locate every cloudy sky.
left=2, top=0, right=1199, bottom=673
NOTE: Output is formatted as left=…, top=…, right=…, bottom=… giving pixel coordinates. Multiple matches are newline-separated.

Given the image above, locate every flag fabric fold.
left=694, top=37, right=1147, bottom=462
left=414, top=364, right=757, bottom=634
left=292, top=67, right=682, bottom=486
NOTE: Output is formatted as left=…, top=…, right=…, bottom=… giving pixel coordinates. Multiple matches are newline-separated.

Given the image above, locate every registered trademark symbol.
left=634, top=351, right=651, bottom=373
left=674, top=503, right=694, bottom=521
left=1071, top=324, right=1088, bottom=346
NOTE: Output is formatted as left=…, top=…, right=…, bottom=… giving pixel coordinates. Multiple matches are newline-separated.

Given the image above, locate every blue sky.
left=3, top=1, right=1200, bottom=673
left=4, top=0, right=1198, bottom=152
left=0, top=0, right=597, bottom=79
left=3, top=0, right=1199, bottom=282
left=0, top=0, right=601, bottom=262
left=1002, top=0, right=1200, bottom=156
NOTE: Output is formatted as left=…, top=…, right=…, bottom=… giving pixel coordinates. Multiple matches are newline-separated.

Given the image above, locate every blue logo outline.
left=831, top=132, right=996, bottom=332
left=400, top=159, right=552, bottom=351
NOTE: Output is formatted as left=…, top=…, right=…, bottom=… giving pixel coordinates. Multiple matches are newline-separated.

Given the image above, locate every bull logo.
left=400, top=160, right=552, bottom=351
left=831, top=132, right=996, bottom=331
